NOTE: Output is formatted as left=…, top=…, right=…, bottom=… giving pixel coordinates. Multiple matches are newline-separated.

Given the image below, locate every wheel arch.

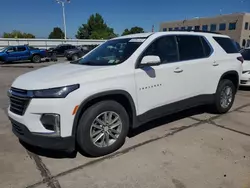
left=30, top=53, right=41, bottom=59
left=219, top=70, right=239, bottom=91
left=71, top=90, right=137, bottom=137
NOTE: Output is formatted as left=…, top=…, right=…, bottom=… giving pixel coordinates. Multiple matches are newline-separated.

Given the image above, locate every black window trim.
left=135, top=34, right=214, bottom=69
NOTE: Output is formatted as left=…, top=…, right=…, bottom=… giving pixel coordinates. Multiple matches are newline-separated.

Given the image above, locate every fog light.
left=40, top=114, right=60, bottom=135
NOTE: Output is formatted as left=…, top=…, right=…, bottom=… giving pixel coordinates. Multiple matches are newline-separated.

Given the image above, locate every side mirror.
left=140, top=55, right=161, bottom=67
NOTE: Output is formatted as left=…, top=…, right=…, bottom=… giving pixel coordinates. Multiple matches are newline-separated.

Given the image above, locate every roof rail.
left=167, top=29, right=222, bottom=35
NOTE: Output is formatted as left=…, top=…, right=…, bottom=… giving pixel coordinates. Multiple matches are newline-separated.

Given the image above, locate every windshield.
left=0, top=47, right=7, bottom=52
left=71, top=38, right=146, bottom=66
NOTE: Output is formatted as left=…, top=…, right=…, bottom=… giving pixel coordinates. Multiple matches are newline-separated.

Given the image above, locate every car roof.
left=113, top=32, right=154, bottom=39
left=113, top=31, right=229, bottom=40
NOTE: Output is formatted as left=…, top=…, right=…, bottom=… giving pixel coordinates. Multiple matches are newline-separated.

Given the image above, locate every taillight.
left=237, top=56, right=244, bottom=64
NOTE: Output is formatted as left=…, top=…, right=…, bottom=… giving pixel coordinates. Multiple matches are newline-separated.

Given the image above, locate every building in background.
left=160, top=13, right=250, bottom=48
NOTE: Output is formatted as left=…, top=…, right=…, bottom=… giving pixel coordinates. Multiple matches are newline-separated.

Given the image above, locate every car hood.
left=11, top=62, right=112, bottom=90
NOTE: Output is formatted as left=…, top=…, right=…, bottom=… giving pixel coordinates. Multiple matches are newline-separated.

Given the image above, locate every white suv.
left=8, top=31, right=243, bottom=157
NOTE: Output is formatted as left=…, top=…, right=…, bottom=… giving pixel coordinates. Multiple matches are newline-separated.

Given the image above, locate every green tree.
left=3, top=30, right=35, bottom=38
left=48, top=27, right=65, bottom=39
left=122, top=26, right=144, bottom=36
left=76, top=13, right=117, bottom=39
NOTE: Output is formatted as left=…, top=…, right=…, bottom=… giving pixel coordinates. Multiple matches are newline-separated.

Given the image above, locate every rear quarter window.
left=213, top=37, right=238, bottom=54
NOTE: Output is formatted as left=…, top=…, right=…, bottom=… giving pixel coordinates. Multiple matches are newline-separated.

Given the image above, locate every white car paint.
left=8, top=31, right=242, bottom=139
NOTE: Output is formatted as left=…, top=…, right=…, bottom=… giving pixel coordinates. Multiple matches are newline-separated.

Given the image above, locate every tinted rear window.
left=176, top=35, right=205, bottom=61
left=213, top=37, right=238, bottom=53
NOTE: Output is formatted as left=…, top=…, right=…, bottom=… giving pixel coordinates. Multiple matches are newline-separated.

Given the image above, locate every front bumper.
left=10, top=117, right=75, bottom=151
left=240, top=71, right=250, bottom=86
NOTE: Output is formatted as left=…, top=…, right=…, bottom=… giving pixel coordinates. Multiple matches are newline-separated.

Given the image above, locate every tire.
left=76, top=100, right=129, bottom=157
left=72, top=54, right=78, bottom=61
left=211, top=79, right=236, bottom=114
left=32, top=55, right=41, bottom=63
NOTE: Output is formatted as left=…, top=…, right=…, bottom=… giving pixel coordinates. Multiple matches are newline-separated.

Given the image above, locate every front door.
left=16, top=46, right=30, bottom=61
left=134, top=34, right=213, bottom=122
left=134, top=35, right=187, bottom=120
left=5, top=47, right=17, bottom=62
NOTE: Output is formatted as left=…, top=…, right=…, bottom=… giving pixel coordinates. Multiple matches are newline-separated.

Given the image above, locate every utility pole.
left=56, top=0, right=70, bottom=40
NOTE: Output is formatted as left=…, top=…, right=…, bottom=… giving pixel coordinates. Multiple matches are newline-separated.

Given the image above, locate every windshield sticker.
left=129, top=38, right=146, bottom=43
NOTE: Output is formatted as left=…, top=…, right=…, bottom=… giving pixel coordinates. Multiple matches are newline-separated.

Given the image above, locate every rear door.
left=175, top=35, right=214, bottom=96
left=16, top=46, right=30, bottom=61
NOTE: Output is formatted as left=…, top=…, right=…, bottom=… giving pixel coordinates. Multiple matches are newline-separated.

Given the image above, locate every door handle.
left=213, top=61, right=219, bottom=66
left=174, top=68, right=183, bottom=73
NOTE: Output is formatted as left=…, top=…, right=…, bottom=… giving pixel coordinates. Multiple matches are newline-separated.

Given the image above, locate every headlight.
left=33, top=84, right=79, bottom=98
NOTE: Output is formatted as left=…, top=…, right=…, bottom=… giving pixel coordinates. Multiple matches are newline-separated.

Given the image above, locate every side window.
left=200, top=37, right=212, bottom=56
left=194, top=26, right=200, bottom=30
left=245, top=22, right=249, bottom=30
left=213, top=37, right=238, bottom=53
left=210, top=24, right=217, bottom=31
left=17, top=46, right=26, bottom=51
left=141, top=36, right=178, bottom=64
left=176, top=35, right=205, bottom=61
left=229, top=22, right=236, bottom=30
left=242, top=39, right=246, bottom=47
left=202, top=25, right=208, bottom=31
left=7, top=47, right=16, bottom=53
left=219, top=23, right=226, bottom=31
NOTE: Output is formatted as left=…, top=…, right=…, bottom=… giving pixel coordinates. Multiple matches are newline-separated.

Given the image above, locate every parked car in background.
left=8, top=31, right=242, bottom=157
left=233, top=40, right=241, bottom=52
left=240, top=47, right=250, bottom=86
left=47, top=44, right=76, bottom=57
left=64, top=45, right=98, bottom=61
left=0, top=45, right=47, bottom=63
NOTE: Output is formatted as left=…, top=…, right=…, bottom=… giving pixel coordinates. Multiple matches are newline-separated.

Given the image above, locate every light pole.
left=56, top=0, right=70, bottom=40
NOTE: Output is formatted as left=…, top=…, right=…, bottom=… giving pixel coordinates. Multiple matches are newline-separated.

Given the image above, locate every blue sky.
left=0, top=0, right=249, bottom=38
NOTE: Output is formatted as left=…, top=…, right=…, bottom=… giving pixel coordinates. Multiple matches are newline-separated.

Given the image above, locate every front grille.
left=9, top=88, right=31, bottom=116
left=12, top=122, right=24, bottom=135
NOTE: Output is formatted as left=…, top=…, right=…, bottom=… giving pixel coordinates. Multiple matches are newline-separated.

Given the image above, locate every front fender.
left=71, top=90, right=137, bottom=137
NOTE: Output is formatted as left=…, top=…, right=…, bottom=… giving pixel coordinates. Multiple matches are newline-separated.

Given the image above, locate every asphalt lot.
left=1, top=60, right=250, bottom=188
